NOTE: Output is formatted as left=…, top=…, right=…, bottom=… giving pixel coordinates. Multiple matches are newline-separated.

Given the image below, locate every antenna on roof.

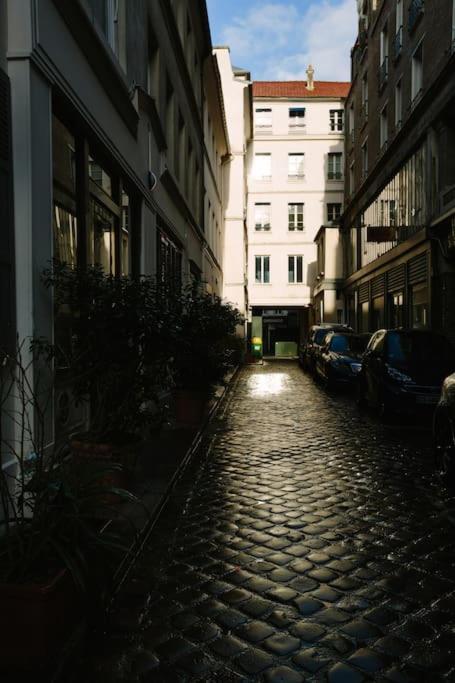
left=306, top=64, right=315, bottom=91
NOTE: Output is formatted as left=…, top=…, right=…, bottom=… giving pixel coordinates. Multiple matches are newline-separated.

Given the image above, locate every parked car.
left=315, top=332, right=371, bottom=388
left=300, top=324, right=353, bottom=374
left=433, top=372, right=455, bottom=481
left=358, top=329, right=455, bottom=420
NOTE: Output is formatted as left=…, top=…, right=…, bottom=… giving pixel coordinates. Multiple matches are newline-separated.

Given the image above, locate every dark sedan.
left=315, top=332, right=371, bottom=388
left=434, top=372, right=455, bottom=482
left=300, top=323, right=353, bottom=374
left=358, top=329, right=455, bottom=420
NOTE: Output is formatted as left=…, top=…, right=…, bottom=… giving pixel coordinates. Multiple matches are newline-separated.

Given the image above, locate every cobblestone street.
left=89, top=362, right=455, bottom=682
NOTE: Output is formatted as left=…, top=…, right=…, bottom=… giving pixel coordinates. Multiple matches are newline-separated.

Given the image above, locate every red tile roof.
left=253, top=81, right=351, bottom=99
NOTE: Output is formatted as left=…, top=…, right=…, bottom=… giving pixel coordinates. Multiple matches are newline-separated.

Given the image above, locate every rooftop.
left=253, top=81, right=351, bottom=99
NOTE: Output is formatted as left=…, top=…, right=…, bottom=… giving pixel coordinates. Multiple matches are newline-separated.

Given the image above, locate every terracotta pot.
left=0, top=569, right=80, bottom=672
left=174, top=389, right=208, bottom=427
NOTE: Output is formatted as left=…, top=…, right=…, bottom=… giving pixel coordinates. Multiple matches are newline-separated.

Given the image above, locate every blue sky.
left=206, top=0, right=358, bottom=82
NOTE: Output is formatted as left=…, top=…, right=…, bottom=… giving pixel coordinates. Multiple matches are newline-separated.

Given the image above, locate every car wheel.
left=434, top=413, right=455, bottom=483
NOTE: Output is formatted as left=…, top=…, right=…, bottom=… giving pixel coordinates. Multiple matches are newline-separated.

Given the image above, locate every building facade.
left=343, top=0, right=455, bottom=340
left=247, top=75, right=350, bottom=356
left=313, top=224, right=345, bottom=325
left=214, top=47, right=253, bottom=327
left=2, top=0, right=232, bottom=448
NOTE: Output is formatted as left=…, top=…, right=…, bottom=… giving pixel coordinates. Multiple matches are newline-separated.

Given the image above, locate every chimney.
left=306, top=64, right=315, bottom=91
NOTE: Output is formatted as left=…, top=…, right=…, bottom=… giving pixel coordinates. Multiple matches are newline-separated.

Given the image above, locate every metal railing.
left=393, top=26, right=403, bottom=60
left=408, top=0, right=424, bottom=33
left=378, top=57, right=388, bottom=90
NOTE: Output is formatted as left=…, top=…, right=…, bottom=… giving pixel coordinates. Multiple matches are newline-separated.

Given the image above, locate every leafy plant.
left=40, top=263, right=178, bottom=440
left=172, top=285, right=244, bottom=395
left=0, top=343, right=139, bottom=593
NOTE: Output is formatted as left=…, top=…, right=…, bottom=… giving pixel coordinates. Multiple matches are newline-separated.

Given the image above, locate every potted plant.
left=0, top=344, right=137, bottom=673
left=172, top=285, right=243, bottom=426
left=41, top=263, right=175, bottom=474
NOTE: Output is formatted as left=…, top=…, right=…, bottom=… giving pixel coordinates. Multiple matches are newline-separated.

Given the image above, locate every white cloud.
left=219, top=0, right=358, bottom=82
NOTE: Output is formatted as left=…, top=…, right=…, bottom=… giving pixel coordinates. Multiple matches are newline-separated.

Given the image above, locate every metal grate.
left=408, top=252, right=428, bottom=285
left=388, top=264, right=406, bottom=292
left=372, top=274, right=386, bottom=298
left=359, top=282, right=370, bottom=304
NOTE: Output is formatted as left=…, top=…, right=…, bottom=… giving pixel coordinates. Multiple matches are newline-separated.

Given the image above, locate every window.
left=330, top=110, right=344, bottom=132
left=288, top=203, right=304, bottom=231
left=253, top=153, right=271, bottom=180
left=361, top=74, right=368, bottom=119
left=255, top=256, right=270, bottom=283
left=349, top=162, right=355, bottom=194
left=254, top=203, right=271, bottom=230
left=289, top=108, right=306, bottom=130
left=394, top=0, right=403, bottom=59
left=411, top=41, right=423, bottom=102
left=396, top=0, right=403, bottom=32
left=328, top=153, right=343, bottom=180
left=288, top=153, right=305, bottom=178
left=362, top=140, right=368, bottom=177
left=327, top=203, right=342, bottom=223
left=395, top=79, right=402, bottom=128
left=157, top=225, right=182, bottom=289
left=349, top=103, right=355, bottom=142
left=380, top=105, right=388, bottom=148
left=165, top=78, right=174, bottom=164
left=379, top=24, right=389, bottom=88
left=288, top=256, right=304, bottom=284
left=388, top=292, right=404, bottom=328
left=255, top=108, right=272, bottom=129
left=410, top=283, right=428, bottom=329
left=147, top=29, right=160, bottom=99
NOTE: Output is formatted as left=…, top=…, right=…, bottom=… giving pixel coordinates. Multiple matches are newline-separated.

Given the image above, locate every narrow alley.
left=83, top=362, right=455, bottom=682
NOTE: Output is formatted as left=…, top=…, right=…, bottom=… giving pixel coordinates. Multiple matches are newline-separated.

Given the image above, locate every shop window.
left=89, top=155, right=113, bottom=197
left=121, top=191, right=130, bottom=275
left=388, top=291, right=404, bottom=328
left=410, top=282, right=428, bottom=328
left=52, top=116, right=77, bottom=265
left=372, top=296, right=385, bottom=330
left=360, top=301, right=369, bottom=332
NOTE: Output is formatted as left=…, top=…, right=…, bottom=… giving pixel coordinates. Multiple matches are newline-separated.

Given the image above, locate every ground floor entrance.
left=250, top=307, right=309, bottom=357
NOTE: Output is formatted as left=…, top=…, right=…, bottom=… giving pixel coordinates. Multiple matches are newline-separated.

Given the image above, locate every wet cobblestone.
left=83, top=362, right=455, bottom=681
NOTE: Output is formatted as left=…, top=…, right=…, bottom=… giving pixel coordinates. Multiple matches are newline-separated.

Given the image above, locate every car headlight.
left=350, top=363, right=362, bottom=374
left=387, top=366, right=414, bottom=384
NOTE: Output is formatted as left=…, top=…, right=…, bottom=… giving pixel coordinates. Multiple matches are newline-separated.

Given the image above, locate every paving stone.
left=263, top=666, right=304, bottom=683
left=293, top=596, right=324, bottom=616
left=289, top=621, right=325, bottom=641
left=264, top=633, right=301, bottom=656
left=293, top=647, right=331, bottom=673
left=348, top=647, right=389, bottom=673
left=209, top=635, right=247, bottom=658
left=214, top=607, right=248, bottom=629
left=185, top=621, right=220, bottom=643
left=267, top=609, right=296, bottom=627
left=328, top=662, right=366, bottom=682
left=289, top=559, right=313, bottom=573
left=266, top=586, right=298, bottom=603
left=236, top=620, right=275, bottom=643
left=155, top=637, right=196, bottom=662
left=237, top=648, right=275, bottom=675
left=269, top=567, right=297, bottom=583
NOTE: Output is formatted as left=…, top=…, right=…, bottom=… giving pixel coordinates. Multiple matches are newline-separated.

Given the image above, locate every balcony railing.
left=408, top=0, right=424, bottom=33
left=361, top=222, right=424, bottom=266
left=378, top=57, right=388, bottom=90
left=393, top=26, right=403, bottom=60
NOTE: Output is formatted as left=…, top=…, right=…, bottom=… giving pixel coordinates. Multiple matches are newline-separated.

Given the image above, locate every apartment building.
left=248, top=73, right=350, bottom=356
left=214, top=47, right=253, bottom=326
left=2, top=0, right=230, bottom=446
left=343, top=0, right=455, bottom=339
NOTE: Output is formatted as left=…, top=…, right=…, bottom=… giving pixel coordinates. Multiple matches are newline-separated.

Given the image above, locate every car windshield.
left=330, top=335, right=349, bottom=353
left=330, top=334, right=369, bottom=354
left=315, top=329, right=329, bottom=345
left=387, top=331, right=453, bottom=368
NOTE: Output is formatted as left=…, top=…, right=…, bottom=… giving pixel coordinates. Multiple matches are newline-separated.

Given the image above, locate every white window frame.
left=288, top=203, right=304, bottom=231
left=288, top=153, right=305, bottom=179
left=396, top=0, right=403, bottom=32
left=288, top=255, right=304, bottom=284
left=255, top=108, right=272, bottom=130
left=254, top=203, right=271, bottom=231
left=327, top=203, right=342, bottom=223
left=289, top=108, right=306, bottom=131
left=411, top=40, right=423, bottom=103
left=255, top=255, right=270, bottom=284
left=253, top=153, right=272, bottom=180
left=380, top=104, right=388, bottom=149
left=329, top=109, right=344, bottom=133
left=328, top=153, right=343, bottom=180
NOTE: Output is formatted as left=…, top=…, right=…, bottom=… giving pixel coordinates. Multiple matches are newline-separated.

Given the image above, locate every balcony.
left=393, top=26, right=403, bottom=61
left=378, top=57, right=388, bottom=90
left=408, top=0, right=424, bottom=33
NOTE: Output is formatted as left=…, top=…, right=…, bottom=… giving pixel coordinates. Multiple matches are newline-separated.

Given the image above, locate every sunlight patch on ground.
left=247, top=372, right=289, bottom=397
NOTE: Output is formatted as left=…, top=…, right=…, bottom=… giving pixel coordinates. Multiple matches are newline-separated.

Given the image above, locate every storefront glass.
left=410, top=283, right=428, bottom=329
left=389, top=292, right=404, bottom=328
left=372, top=296, right=385, bottom=331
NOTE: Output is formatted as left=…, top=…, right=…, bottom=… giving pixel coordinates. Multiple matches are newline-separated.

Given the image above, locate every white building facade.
left=247, top=74, right=350, bottom=356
